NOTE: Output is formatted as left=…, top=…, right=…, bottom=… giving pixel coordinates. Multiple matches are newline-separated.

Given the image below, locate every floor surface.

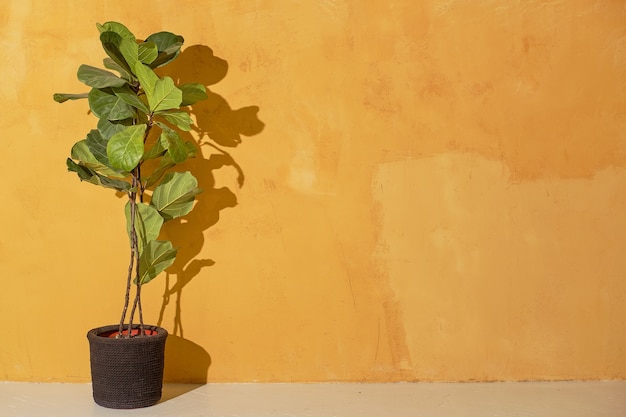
left=1, top=381, right=625, bottom=416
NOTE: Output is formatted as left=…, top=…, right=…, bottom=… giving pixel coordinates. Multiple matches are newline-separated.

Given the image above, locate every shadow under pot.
left=86, top=324, right=168, bottom=409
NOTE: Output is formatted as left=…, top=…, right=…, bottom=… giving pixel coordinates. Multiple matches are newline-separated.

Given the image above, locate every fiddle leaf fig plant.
left=54, top=21, right=207, bottom=337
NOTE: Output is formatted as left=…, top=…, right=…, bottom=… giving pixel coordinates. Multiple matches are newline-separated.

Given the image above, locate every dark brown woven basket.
left=87, top=324, right=168, bottom=409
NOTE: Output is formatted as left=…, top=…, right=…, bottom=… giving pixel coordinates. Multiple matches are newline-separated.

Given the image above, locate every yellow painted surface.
left=1, top=0, right=625, bottom=382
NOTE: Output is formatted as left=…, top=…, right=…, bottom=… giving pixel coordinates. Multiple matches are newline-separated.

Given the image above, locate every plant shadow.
left=154, top=45, right=264, bottom=388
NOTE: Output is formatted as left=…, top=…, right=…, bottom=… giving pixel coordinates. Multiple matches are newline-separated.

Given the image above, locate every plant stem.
left=118, top=186, right=137, bottom=337
left=134, top=204, right=144, bottom=336
left=118, top=118, right=153, bottom=337
left=135, top=120, right=153, bottom=336
left=136, top=283, right=145, bottom=335
left=119, top=170, right=140, bottom=337
left=128, top=292, right=137, bottom=335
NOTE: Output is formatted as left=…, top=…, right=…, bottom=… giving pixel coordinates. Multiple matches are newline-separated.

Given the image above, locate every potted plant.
left=53, top=21, right=208, bottom=409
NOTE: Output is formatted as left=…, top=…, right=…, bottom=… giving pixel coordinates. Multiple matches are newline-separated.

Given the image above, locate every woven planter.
left=87, top=324, right=168, bottom=409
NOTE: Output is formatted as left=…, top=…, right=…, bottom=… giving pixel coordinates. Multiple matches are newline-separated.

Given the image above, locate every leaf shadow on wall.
left=155, top=45, right=264, bottom=384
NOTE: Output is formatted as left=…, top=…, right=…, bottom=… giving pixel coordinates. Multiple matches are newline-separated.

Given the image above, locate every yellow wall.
left=1, top=0, right=625, bottom=382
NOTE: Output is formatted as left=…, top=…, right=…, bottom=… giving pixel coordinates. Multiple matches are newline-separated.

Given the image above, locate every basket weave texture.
left=87, top=324, right=168, bottom=409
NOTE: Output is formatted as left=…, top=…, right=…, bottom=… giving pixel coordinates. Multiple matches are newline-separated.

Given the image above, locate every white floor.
left=1, top=381, right=625, bottom=417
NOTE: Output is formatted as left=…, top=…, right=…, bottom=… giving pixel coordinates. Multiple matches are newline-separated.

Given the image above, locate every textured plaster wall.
left=1, top=0, right=625, bottom=382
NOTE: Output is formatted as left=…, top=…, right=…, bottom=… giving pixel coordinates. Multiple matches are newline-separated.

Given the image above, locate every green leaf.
left=88, top=88, right=135, bottom=121
left=156, top=110, right=193, bottom=131
left=149, top=77, right=182, bottom=113
left=158, top=124, right=188, bottom=163
left=125, top=202, right=163, bottom=253
left=145, top=31, right=184, bottom=68
left=119, top=37, right=140, bottom=71
left=71, top=139, right=126, bottom=178
left=146, top=31, right=184, bottom=51
left=137, top=240, right=177, bottom=284
left=179, top=83, right=208, bottom=106
left=151, top=171, right=202, bottom=220
left=184, top=141, right=198, bottom=158
left=97, top=117, right=133, bottom=139
left=138, top=41, right=158, bottom=64
left=134, top=63, right=159, bottom=104
left=67, top=157, right=96, bottom=181
left=70, top=140, right=95, bottom=162
left=145, top=154, right=175, bottom=189
left=53, top=92, right=89, bottom=103
left=112, top=85, right=150, bottom=114
left=143, top=131, right=168, bottom=160
left=67, top=158, right=131, bottom=191
left=100, top=31, right=132, bottom=75
left=86, top=129, right=113, bottom=167
left=77, top=64, right=126, bottom=89
left=103, top=58, right=133, bottom=80
left=106, top=124, right=147, bottom=171
left=97, top=22, right=136, bottom=40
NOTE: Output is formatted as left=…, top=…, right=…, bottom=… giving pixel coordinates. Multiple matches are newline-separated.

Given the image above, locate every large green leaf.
left=145, top=31, right=184, bottom=68
left=106, top=124, right=146, bottom=171
left=70, top=140, right=96, bottom=163
left=98, top=24, right=136, bottom=75
left=88, top=88, right=135, bottom=121
left=119, top=37, right=140, bottom=70
left=86, top=129, right=117, bottom=171
left=144, top=154, right=175, bottom=189
left=149, top=77, right=182, bottom=113
left=151, top=171, right=202, bottom=220
left=138, top=41, right=158, bottom=64
left=134, top=63, right=159, bottom=103
left=67, top=158, right=131, bottom=191
left=137, top=240, right=177, bottom=284
left=53, top=92, right=89, bottom=103
left=156, top=110, right=193, bottom=131
left=143, top=135, right=168, bottom=160
left=100, top=31, right=132, bottom=75
left=71, top=139, right=126, bottom=178
left=112, top=85, right=150, bottom=114
left=125, top=202, right=163, bottom=252
left=97, top=117, right=133, bottom=139
left=146, top=31, right=183, bottom=51
left=179, top=83, right=208, bottom=106
left=67, top=157, right=98, bottom=182
left=97, top=21, right=136, bottom=40
left=77, top=64, right=126, bottom=89
left=103, top=58, right=133, bottom=81
left=158, top=124, right=188, bottom=163
left=183, top=141, right=198, bottom=158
